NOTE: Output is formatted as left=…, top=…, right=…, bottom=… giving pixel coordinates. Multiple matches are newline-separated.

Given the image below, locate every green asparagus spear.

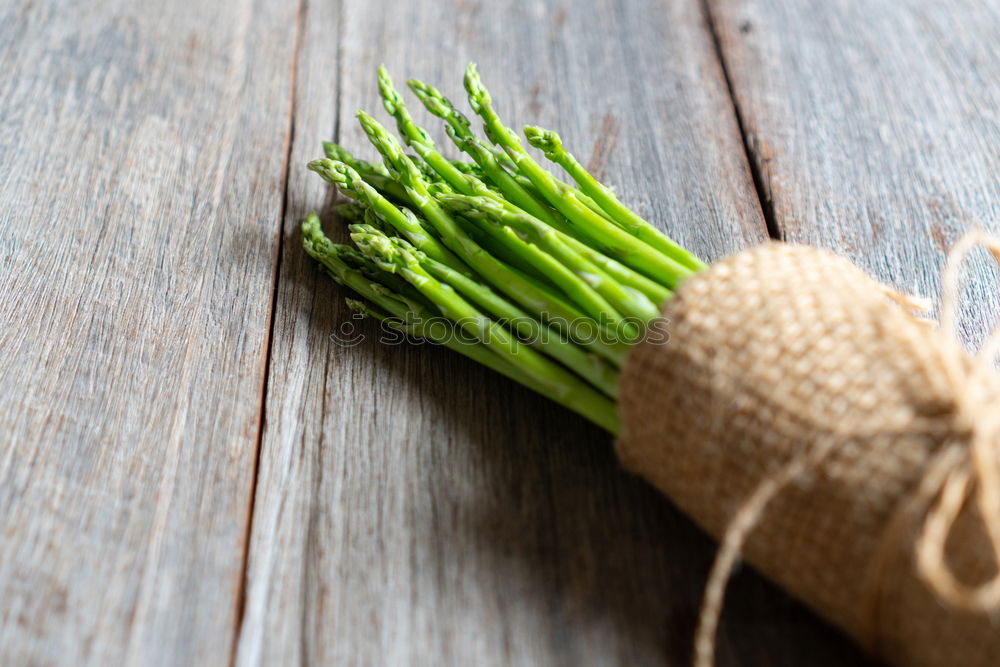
left=303, top=213, right=436, bottom=321
left=407, top=78, right=557, bottom=222
left=351, top=228, right=620, bottom=432
left=464, top=64, right=693, bottom=288
left=308, top=219, right=592, bottom=422
left=323, top=142, right=389, bottom=176
left=399, top=174, right=641, bottom=338
left=357, top=113, right=633, bottom=343
left=323, top=141, right=412, bottom=202
left=377, top=66, right=480, bottom=195
left=449, top=160, right=486, bottom=177
left=403, top=80, right=669, bottom=303
left=524, top=126, right=706, bottom=271
left=508, top=168, right=619, bottom=224
left=406, top=76, right=667, bottom=301
left=332, top=242, right=438, bottom=309
left=348, top=224, right=619, bottom=397
left=304, top=65, right=719, bottom=434
left=438, top=193, right=659, bottom=327
left=361, top=206, right=389, bottom=234
left=380, top=68, right=529, bottom=215
left=356, top=111, right=631, bottom=364
left=308, top=158, right=472, bottom=275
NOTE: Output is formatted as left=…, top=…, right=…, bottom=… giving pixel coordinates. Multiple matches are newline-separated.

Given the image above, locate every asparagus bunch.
left=304, top=64, right=704, bottom=433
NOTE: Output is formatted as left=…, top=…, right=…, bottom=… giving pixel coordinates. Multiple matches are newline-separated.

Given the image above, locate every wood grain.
left=0, top=0, right=297, bottom=664
left=235, top=0, right=872, bottom=665
left=707, top=0, right=1000, bottom=346
left=8, top=0, right=989, bottom=663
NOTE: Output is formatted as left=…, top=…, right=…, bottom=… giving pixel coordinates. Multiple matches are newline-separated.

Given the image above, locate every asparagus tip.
left=310, top=159, right=367, bottom=196
left=301, top=212, right=330, bottom=258
left=463, top=62, right=489, bottom=111
left=356, top=110, right=388, bottom=143
left=406, top=78, right=445, bottom=115
left=344, top=298, right=368, bottom=314
left=376, top=64, right=402, bottom=116
left=322, top=141, right=339, bottom=159
left=352, top=228, right=405, bottom=270
left=523, top=125, right=563, bottom=159
left=302, top=211, right=321, bottom=229
left=436, top=193, right=502, bottom=223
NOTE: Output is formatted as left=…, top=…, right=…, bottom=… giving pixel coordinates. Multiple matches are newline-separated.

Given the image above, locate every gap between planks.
left=699, top=0, right=779, bottom=240
left=230, top=0, right=309, bottom=664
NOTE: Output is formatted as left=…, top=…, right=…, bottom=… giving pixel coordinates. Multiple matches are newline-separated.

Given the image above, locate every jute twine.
left=617, top=231, right=1000, bottom=667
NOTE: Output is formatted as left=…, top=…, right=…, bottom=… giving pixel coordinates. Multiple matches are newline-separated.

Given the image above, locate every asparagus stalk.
left=349, top=223, right=619, bottom=397
left=456, top=211, right=552, bottom=281
left=467, top=186, right=672, bottom=305
left=334, top=243, right=438, bottom=310
left=407, top=76, right=672, bottom=303
left=314, top=232, right=578, bottom=418
left=323, top=142, right=389, bottom=176
left=449, top=160, right=487, bottom=177
left=405, top=176, right=641, bottom=336
left=381, top=68, right=530, bottom=217
left=323, top=141, right=411, bottom=203
left=334, top=201, right=368, bottom=224
left=407, top=77, right=558, bottom=224
left=303, top=213, right=436, bottom=321
left=411, top=156, right=444, bottom=184
left=362, top=206, right=393, bottom=236
left=454, top=202, right=632, bottom=333
left=307, top=215, right=564, bottom=409
left=487, top=192, right=673, bottom=303
left=308, top=158, right=472, bottom=275
left=377, top=65, right=481, bottom=195
left=356, top=110, right=632, bottom=364
left=464, top=64, right=693, bottom=288
left=377, top=84, right=566, bottom=274
left=559, top=234, right=672, bottom=305
left=306, top=217, right=533, bottom=401
left=439, top=192, right=660, bottom=324
left=346, top=184, right=573, bottom=295
left=351, top=228, right=620, bottom=432
left=404, top=80, right=670, bottom=303
left=508, top=169, right=619, bottom=224
left=524, top=126, right=706, bottom=271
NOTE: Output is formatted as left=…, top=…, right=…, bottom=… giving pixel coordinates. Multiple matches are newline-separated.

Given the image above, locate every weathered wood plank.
left=0, top=0, right=298, bottom=663
left=233, top=0, right=339, bottom=663
left=708, top=0, right=1000, bottom=344
left=237, top=0, right=871, bottom=664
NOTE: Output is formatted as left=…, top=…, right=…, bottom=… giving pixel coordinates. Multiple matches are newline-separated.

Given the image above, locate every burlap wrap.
left=617, top=240, right=1000, bottom=667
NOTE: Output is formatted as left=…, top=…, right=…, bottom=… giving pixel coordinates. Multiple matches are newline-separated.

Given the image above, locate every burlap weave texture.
left=618, top=242, right=1000, bottom=666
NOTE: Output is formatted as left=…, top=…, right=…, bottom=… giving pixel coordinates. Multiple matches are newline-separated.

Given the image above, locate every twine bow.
left=693, top=229, right=1000, bottom=667
left=914, top=229, right=1000, bottom=611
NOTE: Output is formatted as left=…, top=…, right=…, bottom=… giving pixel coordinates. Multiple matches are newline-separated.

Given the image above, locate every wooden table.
left=2, top=0, right=998, bottom=664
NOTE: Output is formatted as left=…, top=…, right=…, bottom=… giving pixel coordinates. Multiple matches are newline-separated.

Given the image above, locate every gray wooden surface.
left=708, top=0, right=1000, bottom=345
left=0, top=0, right=997, bottom=664
left=0, top=0, right=297, bottom=664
